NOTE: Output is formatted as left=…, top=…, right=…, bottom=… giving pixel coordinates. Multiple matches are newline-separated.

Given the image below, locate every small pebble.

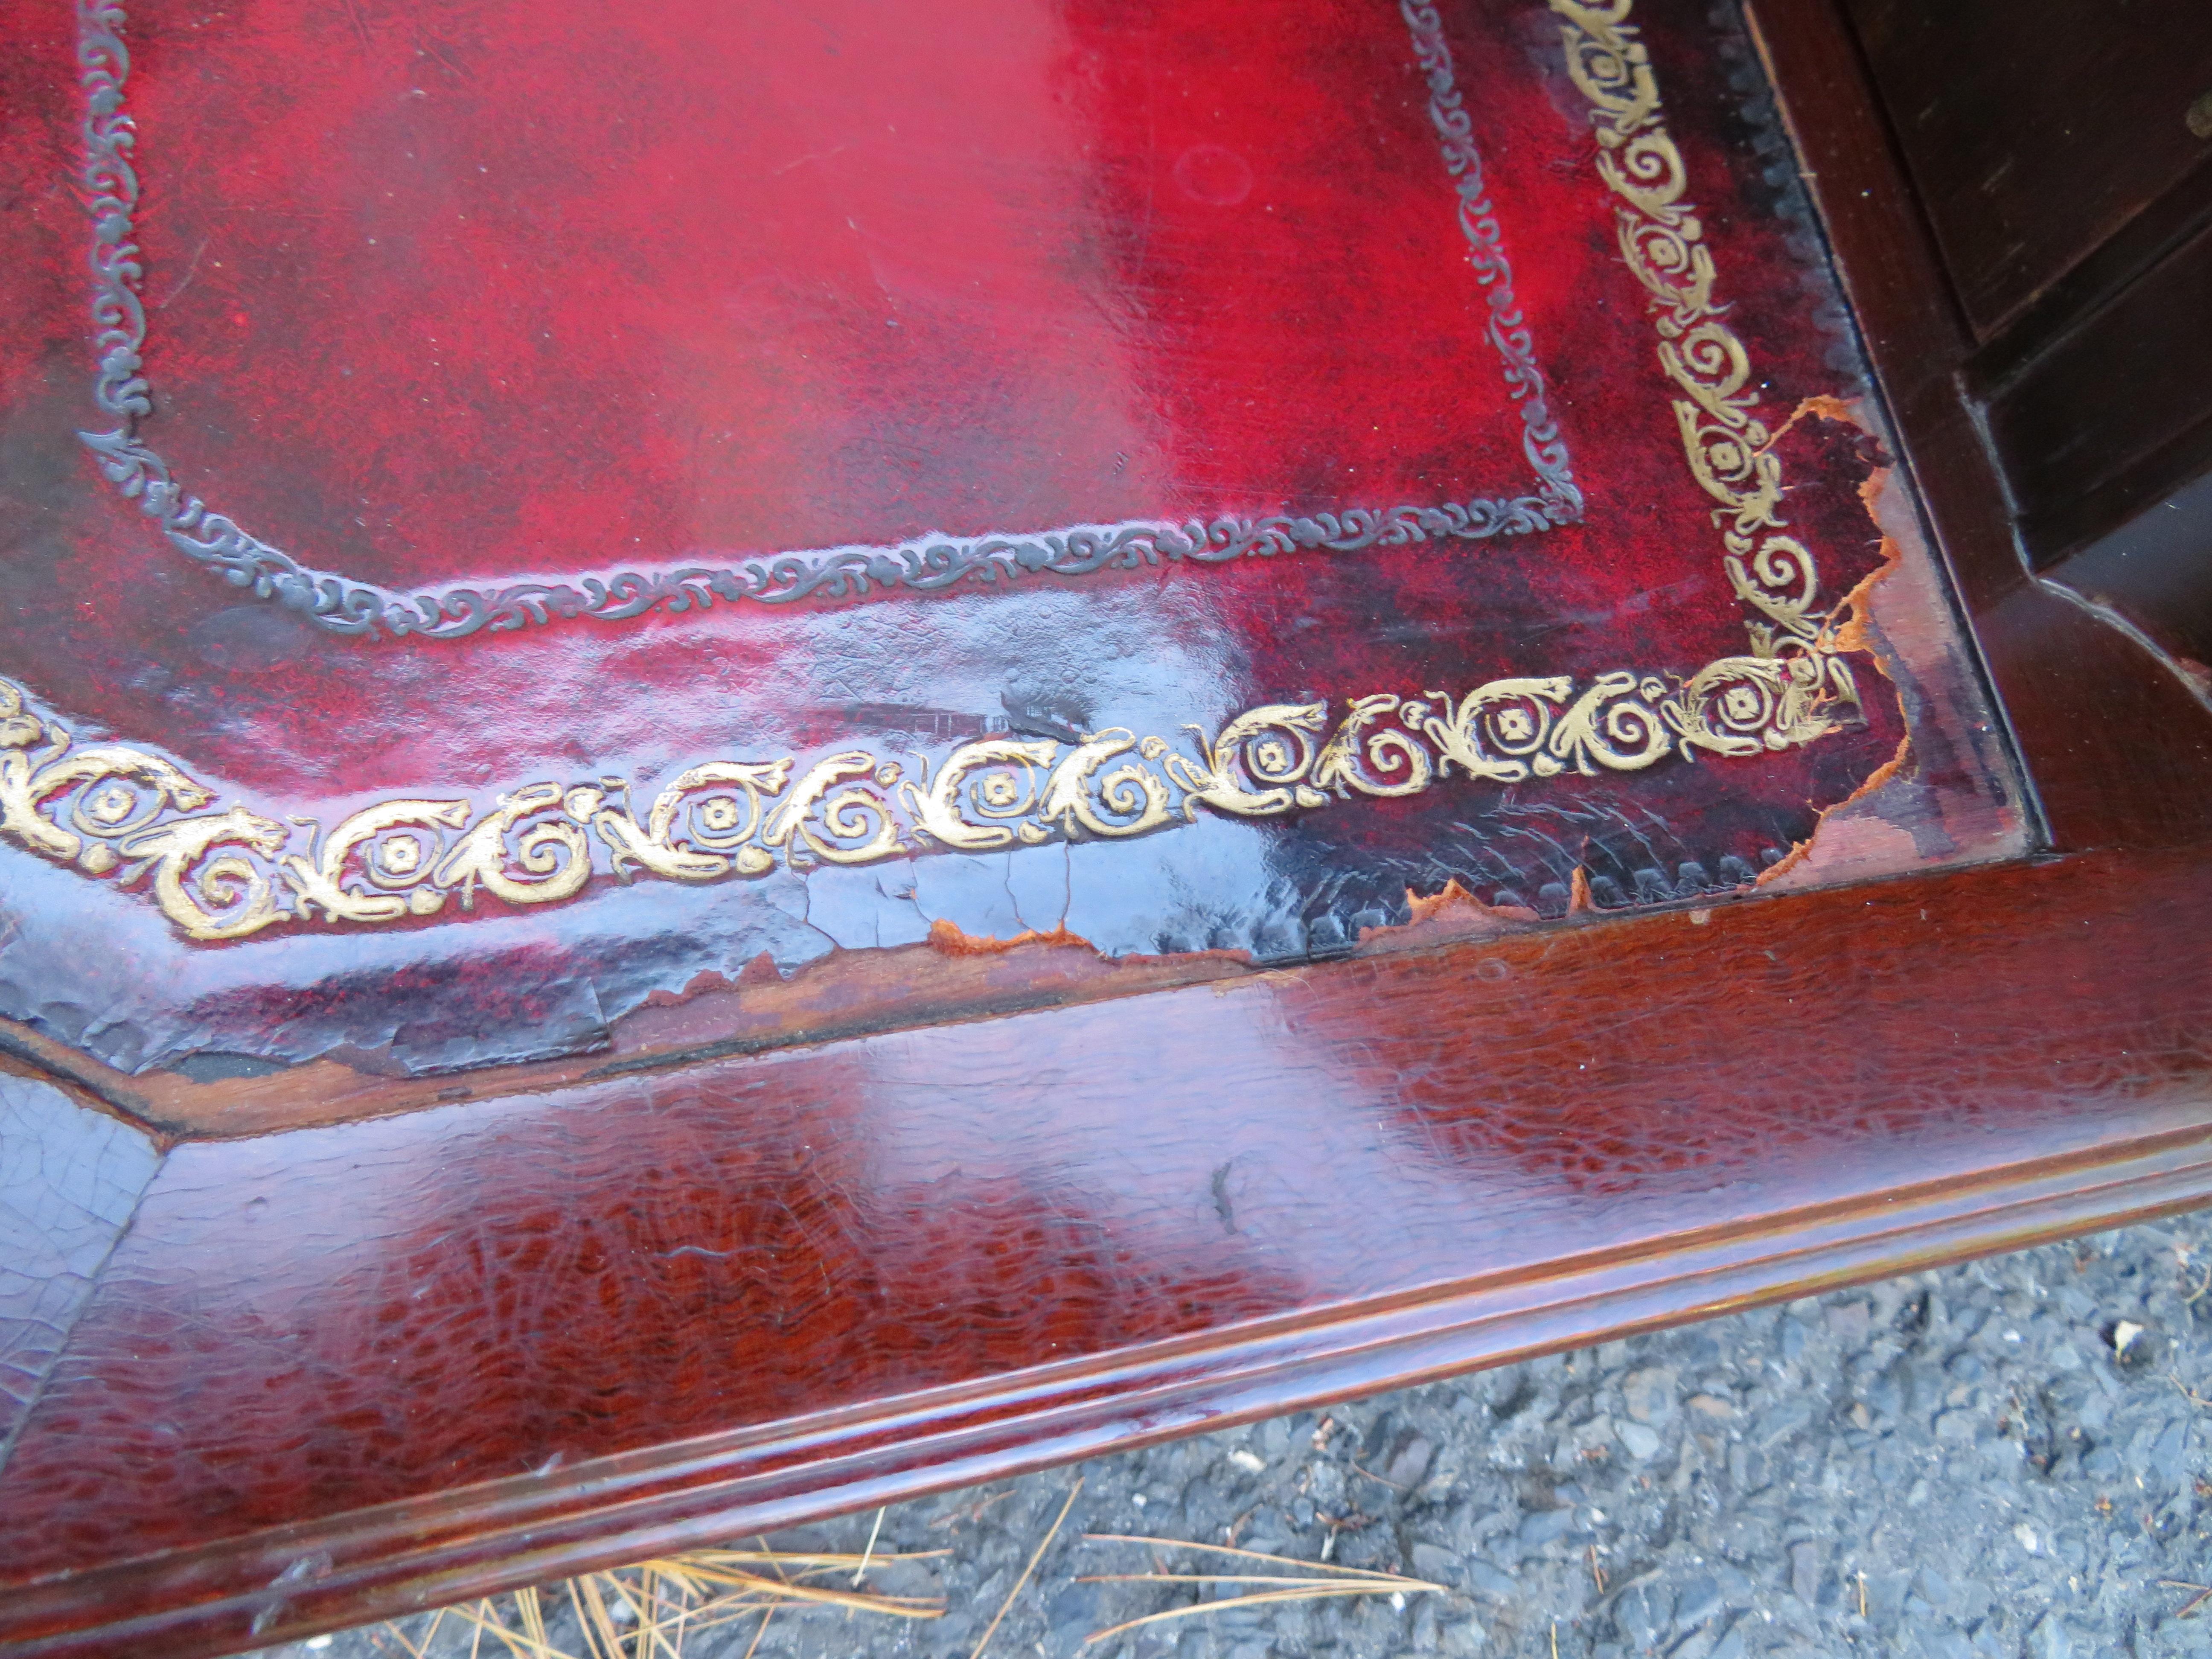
left=251, top=1217, right=2212, bottom=1659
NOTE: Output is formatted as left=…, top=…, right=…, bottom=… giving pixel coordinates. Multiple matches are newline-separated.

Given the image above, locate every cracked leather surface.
left=0, top=0, right=2020, bottom=1084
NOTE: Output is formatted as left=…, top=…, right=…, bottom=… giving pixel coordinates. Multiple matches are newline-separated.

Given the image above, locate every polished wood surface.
left=5, top=844, right=2212, bottom=1656
left=1745, top=0, right=2212, bottom=853
left=1840, top=0, right=2212, bottom=339
left=1825, top=1, right=2212, bottom=598
left=1983, top=216, right=2212, bottom=568
left=6, top=6, right=2212, bottom=1658
left=0, top=1074, right=161, bottom=1452
left=2042, top=473, right=2212, bottom=682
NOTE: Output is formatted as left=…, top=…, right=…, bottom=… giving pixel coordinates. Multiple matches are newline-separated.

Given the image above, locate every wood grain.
left=1987, top=216, right=2212, bottom=566
left=1841, top=0, right=2212, bottom=338
left=1744, top=0, right=2212, bottom=852
left=3, top=843, right=2212, bottom=1656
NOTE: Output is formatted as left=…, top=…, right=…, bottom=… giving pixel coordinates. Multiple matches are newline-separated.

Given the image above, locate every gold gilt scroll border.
left=0, top=0, right=1863, bottom=943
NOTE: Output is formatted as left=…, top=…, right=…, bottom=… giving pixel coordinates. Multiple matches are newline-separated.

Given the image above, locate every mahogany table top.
left=1, top=0, right=2206, bottom=1653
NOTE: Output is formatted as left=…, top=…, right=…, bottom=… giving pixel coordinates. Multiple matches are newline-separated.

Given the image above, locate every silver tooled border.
left=70, top=0, right=1580, bottom=641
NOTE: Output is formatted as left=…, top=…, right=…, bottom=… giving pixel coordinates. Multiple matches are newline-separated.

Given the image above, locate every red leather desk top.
left=0, top=0, right=2012, bottom=1086
left=0, top=8, right=2131, bottom=1655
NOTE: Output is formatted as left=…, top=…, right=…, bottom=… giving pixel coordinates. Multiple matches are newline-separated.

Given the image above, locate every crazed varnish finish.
left=2, top=0, right=2208, bottom=1653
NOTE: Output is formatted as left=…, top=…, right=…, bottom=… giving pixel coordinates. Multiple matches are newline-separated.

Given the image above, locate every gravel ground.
left=264, top=1213, right=2212, bottom=1659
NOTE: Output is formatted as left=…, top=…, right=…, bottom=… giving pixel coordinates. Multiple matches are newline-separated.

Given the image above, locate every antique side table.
left=2, top=0, right=2210, bottom=1652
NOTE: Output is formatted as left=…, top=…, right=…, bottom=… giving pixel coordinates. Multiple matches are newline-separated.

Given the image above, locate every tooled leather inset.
left=6, top=0, right=1865, bottom=943
left=70, top=0, right=1580, bottom=641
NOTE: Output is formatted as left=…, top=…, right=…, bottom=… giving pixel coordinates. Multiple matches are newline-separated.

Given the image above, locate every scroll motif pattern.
left=1548, top=0, right=1861, bottom=740
left=68, top=0, right=1578, bottom=640
left=0, top=665, right=1848, bottom=942
left=6, top=0, right=1871, bottom=943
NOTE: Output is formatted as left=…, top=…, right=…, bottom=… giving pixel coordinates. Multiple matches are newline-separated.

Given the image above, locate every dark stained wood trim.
left=1990, top=217, right=2212, bottom=568
left=1742, top=0, right=2212, bottom=853
left=1965, top=161, right=2212, bottom=399
left=11, top=1132, right=2212, bottom=1659
left=4, top=841, right=2212, bottom=1656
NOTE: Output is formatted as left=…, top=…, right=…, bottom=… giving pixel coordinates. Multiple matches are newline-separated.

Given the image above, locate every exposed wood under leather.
left=4, top=3, right=2212, bottom=1656
left=1744, top=0, right=2212, bottom=854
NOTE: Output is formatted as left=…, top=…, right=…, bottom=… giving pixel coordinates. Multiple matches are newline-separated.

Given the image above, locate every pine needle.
left=381, top=1612, right=435, bottom=1659
left=637, top=1568, right=681, bottom=1659
left=971, top=1479, right=1084, bottom=1659
left=666, top=1548, right=947, bottom=1569
left=567, top=1578, right=617, bottom=1659
left=1077, top=1532, right=1443, bottom=1647
left=739, top=1603, right=774, bottom=1659
left=630, top=1561, right=942, bottom=1617
left=1077, top=1574, right=1417, bottom=1587
left=442, top=1597, right=578, bottom=1659
left=853, top=1507, right=887, bottom=1587
left=1081, top=1535, right=1415, bottom=1583
left=1083, top=1583, right=1428, bottom=1645
left=366, top=1538, right=946, bottom=1659
left=515, top=1587, right=549, bottom=1652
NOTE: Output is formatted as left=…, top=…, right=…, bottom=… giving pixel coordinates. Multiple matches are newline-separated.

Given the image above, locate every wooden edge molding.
left=1739, top=0, right=2212, bottom=852
left=6, top=1113, right=2211, bottom=1657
